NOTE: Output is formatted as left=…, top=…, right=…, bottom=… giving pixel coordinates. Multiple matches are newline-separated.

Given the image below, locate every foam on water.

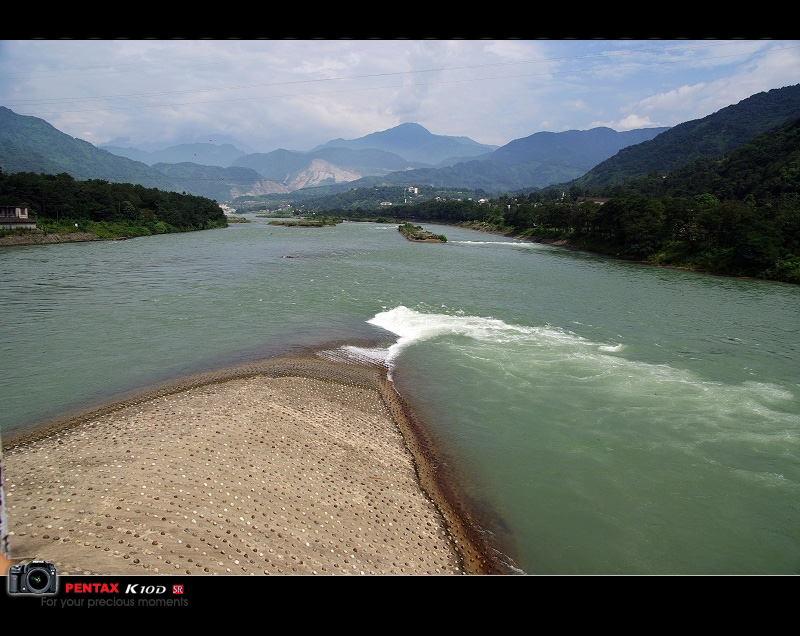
left=320, top=306, right=798, bottom=470
left=451, top=239, right=541, bottom=249
left=366, top=305, right=795, bottom=434
left=361, top=305, right=618, bottom=379
left=317, top=305, right=599, bottom=379
left=317, top=345, right=391, bottom=368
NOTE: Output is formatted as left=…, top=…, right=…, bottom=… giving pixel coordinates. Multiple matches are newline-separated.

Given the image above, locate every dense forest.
left=0, top=169, right=227, bottom=239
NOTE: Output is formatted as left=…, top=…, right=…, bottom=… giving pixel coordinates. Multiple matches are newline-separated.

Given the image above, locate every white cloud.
left=1, top=39, right=797, bottom=152
left=604, top=114, right=658, bottom=131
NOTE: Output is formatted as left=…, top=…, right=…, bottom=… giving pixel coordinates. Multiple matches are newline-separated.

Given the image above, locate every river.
left=2, top=217, right=798, bottom=574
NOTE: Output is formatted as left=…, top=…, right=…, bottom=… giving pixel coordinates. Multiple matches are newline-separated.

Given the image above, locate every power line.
left=6, top=40, right=793, bottom=114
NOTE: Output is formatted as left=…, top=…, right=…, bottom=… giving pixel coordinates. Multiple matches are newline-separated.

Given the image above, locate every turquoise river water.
left=1, top=217, right=798, bottom=574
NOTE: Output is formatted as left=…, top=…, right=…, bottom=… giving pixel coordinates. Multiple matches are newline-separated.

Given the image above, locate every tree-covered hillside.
left=658, top=115, right=800, bottom=203
left=0, top=107, right=178, bottom=191
left=0, top=169, right=227, bottom=239
left=572, top=84, right=800, bottom=190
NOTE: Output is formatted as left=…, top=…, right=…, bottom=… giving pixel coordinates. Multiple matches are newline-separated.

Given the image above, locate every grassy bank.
left=0, top=217, right=229, bottom=246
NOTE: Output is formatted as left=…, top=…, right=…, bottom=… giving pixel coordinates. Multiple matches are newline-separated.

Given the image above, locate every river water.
left=2, top=217, right=798, bottom=574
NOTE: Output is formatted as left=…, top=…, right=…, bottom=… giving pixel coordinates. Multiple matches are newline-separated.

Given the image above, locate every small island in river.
left=398, top=222, right=447, bottom=243
left=268, top=216, right=340, bottom=227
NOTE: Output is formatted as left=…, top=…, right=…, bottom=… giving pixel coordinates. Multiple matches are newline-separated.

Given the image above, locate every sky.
left=1, top=39, right=799, bottom=155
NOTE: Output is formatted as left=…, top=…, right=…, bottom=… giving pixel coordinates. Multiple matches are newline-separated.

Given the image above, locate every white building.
left=0, top=206, right=36, bottom=229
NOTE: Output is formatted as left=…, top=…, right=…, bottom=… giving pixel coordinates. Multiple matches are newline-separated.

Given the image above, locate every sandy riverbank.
left=2, top=355, right=509, bottom=575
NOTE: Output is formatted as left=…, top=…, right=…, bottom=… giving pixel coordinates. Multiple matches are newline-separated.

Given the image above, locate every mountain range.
left=101, top=122, right=672, bottom=194
left=2, top=83, right=800, bottom=202
left=0, top=110, right=667, bottom=200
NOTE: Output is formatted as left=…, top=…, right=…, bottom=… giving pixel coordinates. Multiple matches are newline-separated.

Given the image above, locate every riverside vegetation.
left=267, top=215, right=340, bottom=227
left=0, top=170, right=227, bottom=242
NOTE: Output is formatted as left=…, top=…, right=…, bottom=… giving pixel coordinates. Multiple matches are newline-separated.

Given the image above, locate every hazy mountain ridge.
left=344, top=127, right=671, bottom=192
left=100, top=126, right=456, bottom=193
left=0, top=106, right=674, bottom=200
left=311, top=122, right=497, bottom=164
left=100, top=142, right=247, bottom=168
left=4, top=84, right=800, bottom=202
left=490, top=127, right=670, bottom=166
left=230, top=146, right=425, bottom=183
left=222, top=124, right=671, bottom=195
left=153, top=162, right=289, bottom=200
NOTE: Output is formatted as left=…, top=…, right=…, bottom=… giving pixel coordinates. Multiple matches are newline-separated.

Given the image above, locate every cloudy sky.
left=1, top=39, right=799, bottom=154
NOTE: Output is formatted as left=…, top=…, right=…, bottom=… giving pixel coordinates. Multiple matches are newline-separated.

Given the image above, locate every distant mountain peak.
left=382, top=122, right=432, bottom=136
left=311, top=122, right=496, bottom=165
left=386, top=122, right=429, bottom=132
